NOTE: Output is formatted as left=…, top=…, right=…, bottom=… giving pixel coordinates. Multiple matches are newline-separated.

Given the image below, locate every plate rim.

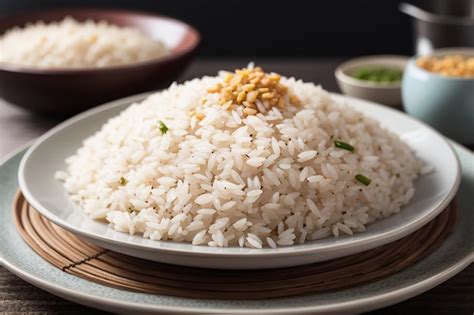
left=1, top=253, right=471, bottom=314
left=17, top=91, right=461, bottom=257
left=1, top=144, right=472, bottom=314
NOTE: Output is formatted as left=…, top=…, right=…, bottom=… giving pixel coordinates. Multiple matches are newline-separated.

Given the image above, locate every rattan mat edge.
left=13, top=191, right=456, bottom=300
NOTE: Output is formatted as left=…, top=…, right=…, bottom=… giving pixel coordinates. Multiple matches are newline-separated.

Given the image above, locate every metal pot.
left=400, top=1, right=474, bottom=55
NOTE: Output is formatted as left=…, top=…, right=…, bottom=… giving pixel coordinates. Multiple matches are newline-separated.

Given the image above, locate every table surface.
left=0, top=59, right=472, bottom=314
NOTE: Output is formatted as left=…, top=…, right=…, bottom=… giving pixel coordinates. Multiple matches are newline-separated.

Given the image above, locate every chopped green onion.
left=158, top=120, right=169, bottom=134
left=355, top=174, right=371, bottom=186
left=334, top=140, right=355, bottom=152
left=119, top=177, right=128, bottom=186
left=352, top=67, right=403, bottom=83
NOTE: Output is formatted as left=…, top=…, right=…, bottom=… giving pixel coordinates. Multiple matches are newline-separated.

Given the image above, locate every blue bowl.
left=402, top=48, right=474, bottom=144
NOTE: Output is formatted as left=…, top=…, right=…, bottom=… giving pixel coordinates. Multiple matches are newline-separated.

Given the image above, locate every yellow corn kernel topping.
left=416, top=55, right=474, bottom=77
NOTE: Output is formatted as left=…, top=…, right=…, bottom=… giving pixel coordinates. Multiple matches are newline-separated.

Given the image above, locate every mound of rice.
left=0, top=17, right=169, bottom=68
left=57, top=66, right=422, bottom=248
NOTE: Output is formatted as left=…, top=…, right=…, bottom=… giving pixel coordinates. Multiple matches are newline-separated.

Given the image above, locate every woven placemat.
left=13, top=191, right=456, bottom=300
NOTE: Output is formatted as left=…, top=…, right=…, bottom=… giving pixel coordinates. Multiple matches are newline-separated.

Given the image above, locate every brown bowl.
left=0, top=8, right=200, bottom=115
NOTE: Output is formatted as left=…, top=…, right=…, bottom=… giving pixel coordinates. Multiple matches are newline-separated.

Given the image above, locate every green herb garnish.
left=334, top=140, right=355, bottom=152
left=352, top=67, right=403, bottom=83
left=158, top=120, right=169, bottom=134
left=119, top=177, right=128, bottom=186
left=355, top=174, right=371, bottom=186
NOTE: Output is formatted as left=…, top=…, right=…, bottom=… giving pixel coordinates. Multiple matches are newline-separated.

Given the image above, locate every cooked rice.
left=57, top=66, right=422, bottom=248
left=0, top=17, right=169, bottom=68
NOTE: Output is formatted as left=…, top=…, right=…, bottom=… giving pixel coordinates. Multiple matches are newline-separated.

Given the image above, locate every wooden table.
left=1, top=59, right=472, bottom=314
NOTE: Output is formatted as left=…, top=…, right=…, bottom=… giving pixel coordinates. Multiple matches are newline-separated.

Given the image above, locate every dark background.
left=0, top=0, right=426, bottom=57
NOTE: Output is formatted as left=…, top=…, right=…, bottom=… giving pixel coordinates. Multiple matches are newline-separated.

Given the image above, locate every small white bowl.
left=335, top=55, right=409, bottom=107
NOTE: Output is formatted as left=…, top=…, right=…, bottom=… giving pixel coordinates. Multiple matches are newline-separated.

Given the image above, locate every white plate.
left=3, top=143, right=472, bottom=314
left=18, top=92, right=460, bottom=269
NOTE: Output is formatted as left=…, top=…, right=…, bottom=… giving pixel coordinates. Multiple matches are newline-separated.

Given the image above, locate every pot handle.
left=399, top=2, right=474, bottom=25
left=399, top=3, right=433, bottom=20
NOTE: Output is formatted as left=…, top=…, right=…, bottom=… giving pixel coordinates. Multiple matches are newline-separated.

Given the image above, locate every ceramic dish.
left=2, top=143, right=473, bottom=313
left=335, top=55, right=408, bottom=107
left=17, top=92, right=460, bottom=269
left=0, top=8, right=200, bottom=115
left=403, top=47, right=474, bottom=145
